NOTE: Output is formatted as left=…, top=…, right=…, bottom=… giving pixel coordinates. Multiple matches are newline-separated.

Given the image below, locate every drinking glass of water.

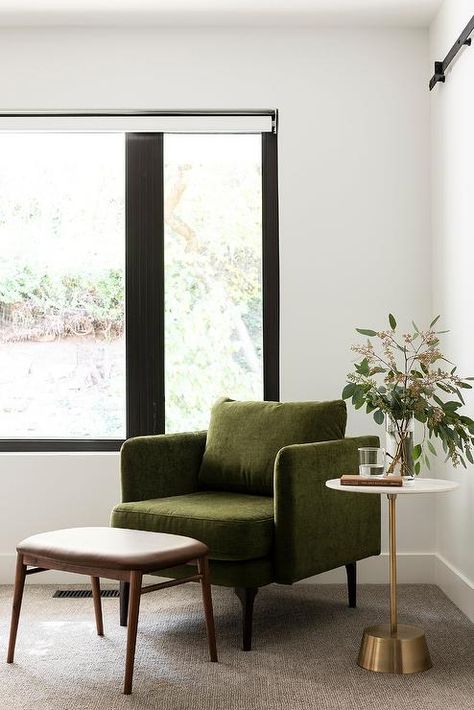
left=358, top=447, right=385, bottom=477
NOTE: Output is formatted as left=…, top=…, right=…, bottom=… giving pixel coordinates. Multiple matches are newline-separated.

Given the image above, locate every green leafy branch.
left=342, top=314, right=474, bottom=473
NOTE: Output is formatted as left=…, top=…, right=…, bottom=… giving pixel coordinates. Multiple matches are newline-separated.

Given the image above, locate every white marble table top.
left=325, top=477, right=459, bottom=495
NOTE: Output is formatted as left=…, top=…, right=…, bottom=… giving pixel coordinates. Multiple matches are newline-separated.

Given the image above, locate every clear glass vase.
left=385, top=413, right=415, bottom=483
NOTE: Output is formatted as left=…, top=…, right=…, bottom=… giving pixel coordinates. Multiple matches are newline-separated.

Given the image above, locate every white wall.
left=0, top=453, right=120, bottom=583
left=0, top=26, right=433, bottom=583
left=430, top=0, right=474, bottom=620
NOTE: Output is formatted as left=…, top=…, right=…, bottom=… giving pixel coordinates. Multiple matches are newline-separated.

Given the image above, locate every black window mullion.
left=126, top=133, right=165, bottom=437
left=262, top=131, right=280, bottom=401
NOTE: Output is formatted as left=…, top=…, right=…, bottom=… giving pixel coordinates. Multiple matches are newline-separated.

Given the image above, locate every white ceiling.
left=0, top=0, right=442, bottom=28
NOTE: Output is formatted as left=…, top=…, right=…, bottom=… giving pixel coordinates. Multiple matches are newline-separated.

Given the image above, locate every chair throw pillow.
left=198, top=397, right=347, bottom=495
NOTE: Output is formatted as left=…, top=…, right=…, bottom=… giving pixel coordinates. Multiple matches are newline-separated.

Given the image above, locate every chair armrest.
left=273, top=436, right=381, bottom=584
left=120, top=431, right=207, bottom=503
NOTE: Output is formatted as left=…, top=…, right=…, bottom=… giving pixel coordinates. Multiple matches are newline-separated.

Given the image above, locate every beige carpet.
left=0, top=583, right=473, bottom=709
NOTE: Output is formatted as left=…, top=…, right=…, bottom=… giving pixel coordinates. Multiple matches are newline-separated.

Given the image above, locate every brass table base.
left=358, top=624, right=432, bottom=674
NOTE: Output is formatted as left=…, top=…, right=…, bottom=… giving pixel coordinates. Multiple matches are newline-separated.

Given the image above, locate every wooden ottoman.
left=7, top=527, right=218, bottom=694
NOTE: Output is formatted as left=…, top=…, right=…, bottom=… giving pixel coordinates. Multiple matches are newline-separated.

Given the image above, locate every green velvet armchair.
left=111, top=398, right=381, bottom=650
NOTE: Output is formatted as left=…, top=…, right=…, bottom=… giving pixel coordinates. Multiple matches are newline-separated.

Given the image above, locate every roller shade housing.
left=0, top=111, right=277, bottom=134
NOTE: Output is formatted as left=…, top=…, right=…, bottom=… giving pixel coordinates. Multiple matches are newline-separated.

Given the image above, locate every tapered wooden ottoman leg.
left=91, top=577, right=104, bottom=636
left=124, top=571, right=142, bottom=695
left=198, top=556, right=218, bottom=662
left=7, top=554, right=27, bottom=663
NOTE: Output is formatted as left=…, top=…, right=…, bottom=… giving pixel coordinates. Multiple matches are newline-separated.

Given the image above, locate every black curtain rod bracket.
left=430, top=15, right=474, bottom=90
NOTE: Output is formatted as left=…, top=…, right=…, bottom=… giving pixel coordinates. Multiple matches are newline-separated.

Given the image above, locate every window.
left=0, top=133, right=125, bottom=442
left=164, top=134, right=263, bottom=432
left=0, top=112, right=279, bottom=450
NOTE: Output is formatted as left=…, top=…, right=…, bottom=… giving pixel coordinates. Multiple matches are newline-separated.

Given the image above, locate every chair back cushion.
left=198, top=398, right=347, bottom=495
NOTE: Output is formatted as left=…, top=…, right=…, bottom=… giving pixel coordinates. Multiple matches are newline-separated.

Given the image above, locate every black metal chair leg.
left=234, top=587, right=258, bottom=651
left=345, top=562, right=357, bottom=608
left=120, top=580, right=130, bottom=627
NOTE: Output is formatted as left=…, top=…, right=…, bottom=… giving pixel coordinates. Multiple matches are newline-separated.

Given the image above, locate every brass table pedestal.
left=358, top=623, right=432, bottom=674
left=358, top=493, right=432, bottom=674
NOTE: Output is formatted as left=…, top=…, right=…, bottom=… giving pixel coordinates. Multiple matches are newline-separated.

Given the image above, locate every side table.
left=326, top=477, right=458, bottom=674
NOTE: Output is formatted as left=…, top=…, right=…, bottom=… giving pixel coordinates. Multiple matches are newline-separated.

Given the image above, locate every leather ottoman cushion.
left=17, top=527, right=207, bottom=571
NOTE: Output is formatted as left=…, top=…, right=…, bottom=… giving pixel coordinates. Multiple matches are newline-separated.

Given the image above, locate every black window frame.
left=0, top=111, right=279, bottom=452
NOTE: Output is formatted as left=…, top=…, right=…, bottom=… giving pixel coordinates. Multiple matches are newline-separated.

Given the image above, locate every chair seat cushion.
left=111, top=491, right=274, bottom=562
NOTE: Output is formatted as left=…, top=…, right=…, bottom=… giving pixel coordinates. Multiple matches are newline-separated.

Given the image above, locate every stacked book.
left=340, top=475, right=403, bottom=487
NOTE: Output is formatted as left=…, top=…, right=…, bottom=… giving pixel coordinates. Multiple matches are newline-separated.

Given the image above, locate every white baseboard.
left=435, top=554, right=474, bottom=623
left=2, top=551, right=472, bottom=625
left=0, top=553, right=100, bottom=585
left=0, top=554, right=168, bottom=587
left=303, top=552, right=435, bottom=584
left=0, top=551, right=435, bottom=586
